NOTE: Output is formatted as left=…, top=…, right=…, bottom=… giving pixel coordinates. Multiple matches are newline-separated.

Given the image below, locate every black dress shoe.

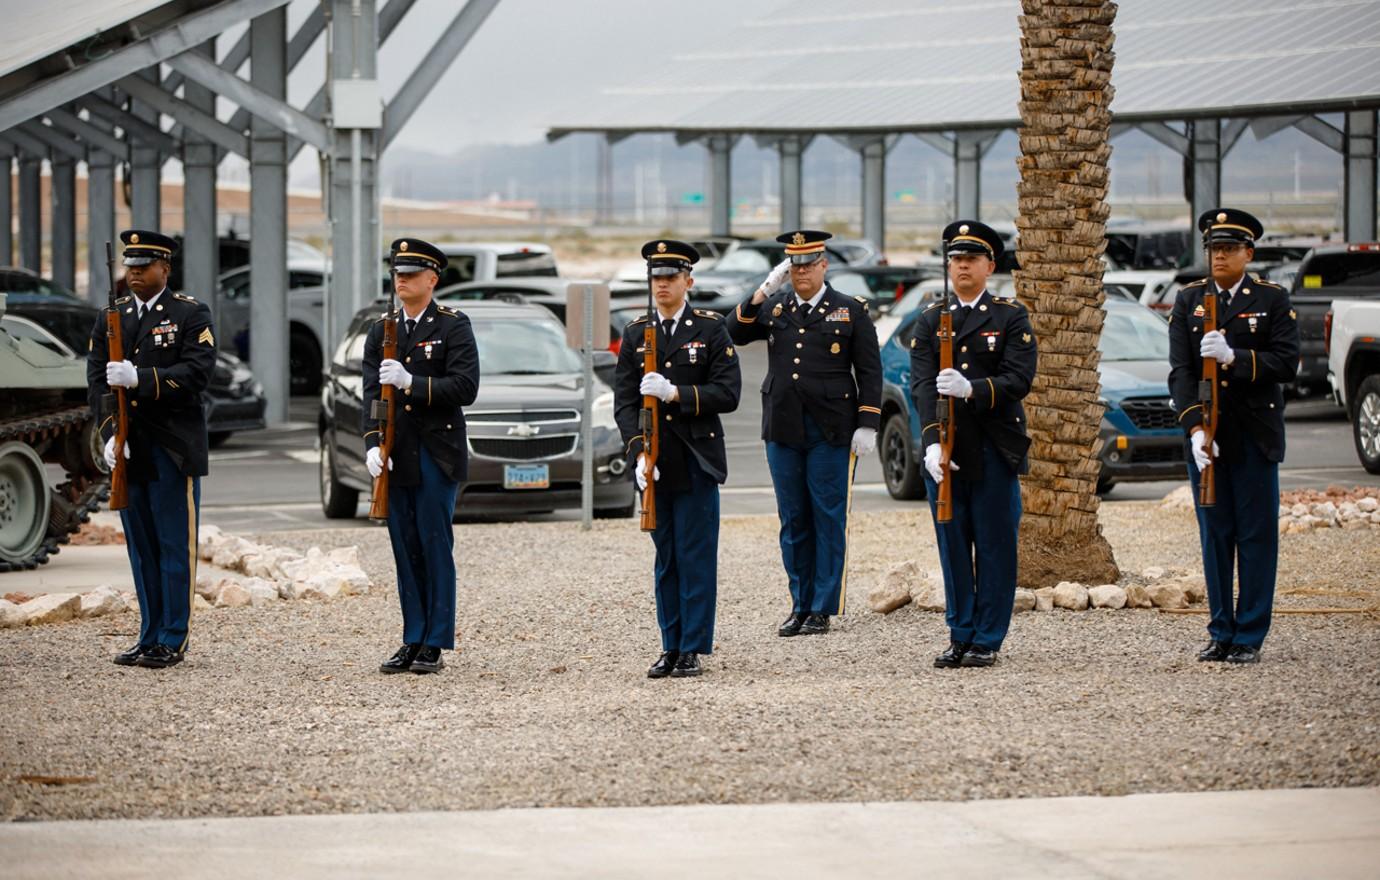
left=778, top=612, right=807, bottom=637
left=798, top=613, right=830, bottom=635
left=959, top=647, right=997, bottom=667
left=1197, top=640, right=1231, bottom=662
left=113, top=644, right=149, bottom=666
left=1225, top=645, right=1261, bottom=664
left=135, top=645, right=184, bottom=669
left=411, top=646, right=444, bottom=674
left=670, top=652, right=702, bottom=677
left=933, top=641, right=970, bottom=669
left=379, top=644, right=420, bottom=674
left=647, top=651, right=679, bottom=678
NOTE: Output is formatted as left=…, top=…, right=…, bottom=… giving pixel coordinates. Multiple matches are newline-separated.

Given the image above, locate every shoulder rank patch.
left=88, top=338, right=93, bottom=351
left=725, top=345, right=735, bottom=357
left=198, top=327, right=214, bottom=346
left=1289, top=309, right=1297, bottom=320
left=174, top=292, right=198, bottom=303
left=1022, top=332, right=1032, bottom=343
left=693, top=308, right=723, bottom=320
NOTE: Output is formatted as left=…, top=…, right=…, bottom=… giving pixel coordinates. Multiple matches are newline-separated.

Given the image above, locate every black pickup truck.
left=1289, top=243, right=1380, bottom=397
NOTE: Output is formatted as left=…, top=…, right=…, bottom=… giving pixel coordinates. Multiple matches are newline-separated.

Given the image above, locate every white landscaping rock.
left=1159, top=486, right=1195, bottom=510
left=120, top=591, right=139, bottom=612
left=908, top=572, right=946, bottom=612
left=196, top=524, right=224, bottom=560
left=868, top=561, right=916, bottom=614
left=327, top=546, right=362, bottom=569
left=1124, top=584, right=1153, bottom=609
left=215, top=582, right=253, bottom=608
left=1013, top=589, right=1037, bottom=613
left=1087, top=584, right=1127, bottom=610
left=1052, top=581, right=1090, bottom=611
left=1034, top=587, right=1054, bottom=612
left=1141, top=566, right=1166, bottom=581
left=241, top=577, right=280, bottom=606
left=1358, top=497, right=1379, bottom=513
left=193, top=594, right=213, bottom=611
left=1176, top=575, right=1207, bottom=605
left=22, top=593, right=82, bottom=625
left=1146, top=582, right=1188, bottom=610
left=195, top=573, right=218, bottom=601
left=297, top=573, right=348, bottom=601
left=79, top=585, right=126, bottom=618
left=0, top=599, right=25, bottom=628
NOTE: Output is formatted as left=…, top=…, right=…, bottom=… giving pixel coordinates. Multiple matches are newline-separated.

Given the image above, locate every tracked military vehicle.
left=0, top=293, right=106, bottom=571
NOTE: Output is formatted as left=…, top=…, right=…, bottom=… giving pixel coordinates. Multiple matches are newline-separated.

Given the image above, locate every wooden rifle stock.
left=368, top=297, right=399, bottom=521
left=104, top=242, right=129, bottom=511
left=936, top=252, right=955, bottom=523
left=1198, top=286, right=1219, bottom=507
left=639, top=290, right=660, bottom=532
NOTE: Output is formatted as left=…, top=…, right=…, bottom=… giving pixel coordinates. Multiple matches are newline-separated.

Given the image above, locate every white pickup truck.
left=1327, top=297, right=1380, bottom=474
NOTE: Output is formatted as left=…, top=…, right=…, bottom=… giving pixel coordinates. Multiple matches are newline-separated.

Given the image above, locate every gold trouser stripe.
left=153, top=368, right=160, bottom=400
left=986, top=378, right=995, bottom=409
left=179, top=476, right=196, bottom=653
left=837, top=451, right=858, bottom=616
left=693, top=385, right=700, bottom=416
left=428, top=376, right=432, bottom=406
left=1251, top=349, right=1257, bottom=382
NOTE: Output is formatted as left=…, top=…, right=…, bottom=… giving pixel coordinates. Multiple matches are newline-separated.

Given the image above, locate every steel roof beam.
left=43, top=107, right=128, bottom=158
left=118, top=73, right=249, bottom=158
left=15, top=120, right=86, bottom=161
left=1294, top=115, right=1345, bottom=153
left=78, top=92, right=180, bottom=154
left=165, top=48, right=330, bottom=152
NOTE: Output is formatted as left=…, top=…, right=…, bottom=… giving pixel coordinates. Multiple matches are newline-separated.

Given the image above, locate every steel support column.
left=596, top=134, right=613, bottom=225
left=860, top=138, right=889, bottom=248
left=183, top=40, right=220, bottom=311
left=50, top=153, right=76, bottom=290
left=1190, top=119, right=1222, bottom=223
left=0, top=151, right=12, bottom=266
left=17, top=152, right=41, bottom=271
left=707, top=134, right=734, bottom=237
left=129, top=68, right=163, bottom=229
left=251, top=10, right=290, bottom=424
left=954, top=133, right=987, bottom=220
left=87, top=149, right=116, bottom=302
left=779, top=135, right=807, bottom=231
left=1344, top=109, right=1378, bottom=242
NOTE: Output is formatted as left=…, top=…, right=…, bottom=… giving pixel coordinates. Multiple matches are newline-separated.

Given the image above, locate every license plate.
left=503, top=463, right=550, bottom=490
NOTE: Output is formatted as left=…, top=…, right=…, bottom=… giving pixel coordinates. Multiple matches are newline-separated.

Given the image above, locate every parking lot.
left=198, top=341, right=1380, bottom=534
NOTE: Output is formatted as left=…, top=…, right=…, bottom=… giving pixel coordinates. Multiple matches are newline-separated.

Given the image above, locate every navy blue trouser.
left=385, top=446, right=459, bottom=649
left=650, top=457, right=720, bottom=654
left=121, top=444, right=200, bottom=652
left=1186, top=437, right=1279, bottom=649
left=765, top=414, right=856, bottom=616
left=923, top=437, right=1021, bottom=651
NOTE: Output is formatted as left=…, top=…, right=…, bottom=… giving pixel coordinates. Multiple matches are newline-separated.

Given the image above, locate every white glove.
left=103, top=436, right=129, bottom=469
left=760, top=259, right=791, bottom=296
left=106, top=360, right=138, bottom=388
left=639, top=372, right=676, bottom=403
left=1190, top=430, right=1219, bottom=472
left=635, top=453, right=660, bottom=491
left=1199, top=331, right=1235, bottom=366
left=850, top=427, right=876, bottom=456
left=378, top=358, right=413, bottom=390
left=936, top=368, right=972, bottom=399
left=366, top=446, right=392, bottom=479
left=924, top=444, right=959, bottom=483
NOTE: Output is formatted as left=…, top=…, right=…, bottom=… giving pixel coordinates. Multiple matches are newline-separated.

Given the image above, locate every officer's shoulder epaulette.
left=1249, top=274, right=1282, bottom=289
left=1184, top=278, right=1209, bottom=288
left=693, top=308, right=722, bottom=321
left=436, top=304, right=459, bottom=317
left=996, top=298, right=1021, bottom=306
left=628, top=314, right=648, bottom=325
left=923, top=301, right=943, bottom=312
left=854, top=295, right=868, bottom=305
left=173, top=292, right=199, bottom=303
left=114, top=295, right=132, bottom=305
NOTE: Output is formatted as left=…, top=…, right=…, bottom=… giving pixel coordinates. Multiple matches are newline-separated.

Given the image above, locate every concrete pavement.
left=2, top=788, right=1376, bottom=879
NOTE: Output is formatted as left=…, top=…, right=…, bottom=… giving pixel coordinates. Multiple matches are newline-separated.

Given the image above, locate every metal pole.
left=1344, top=109, right=1378, bottom=242
left=708, top=135, right=732, bottom=237
left=251, top=8, right=289, bottom=424
left=954, top=134, right=982, bottom=220
left=779, top=135, right=804, bottom=231
left=860, top=139, right=886, bottom=248
left=183, top=40, right=219, bottom=306
left=17, top=153, right=41, bottom=271
left=50, top=154, right=76, bottom=290
left=84, top=88, right=118, bottom=304
left=1190, top=119, right=1222, bottom=223
left=128, top=67, right=163, bottom=229
left=0, top=154, right=11, bottom=265
left=581, top=284, right=594, bottom=530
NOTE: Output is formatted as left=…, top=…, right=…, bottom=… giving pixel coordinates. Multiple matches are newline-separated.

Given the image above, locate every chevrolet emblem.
left=507, top=423, right=540, bottom=438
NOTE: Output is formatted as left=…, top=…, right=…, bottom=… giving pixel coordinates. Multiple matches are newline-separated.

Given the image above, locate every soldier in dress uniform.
left=729, top=230, right=882, bottom=637
left=910, top=221, right=1037, bottom=669
left=1168, top=209, right=1299, bottom=664
left=87, top=229, right=217, bottom=669
left=615, top=239, right=742, bottom=678
left=363, top=238, right=480, bottom=675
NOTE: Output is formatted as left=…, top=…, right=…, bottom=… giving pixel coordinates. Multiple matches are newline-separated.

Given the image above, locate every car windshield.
left=714, top=248, right=774, bottom=273
left=0, top=271, right=80, bottom=299
left=473, top=317, right=581, bottom=375
left=1099, top=304, right=1169, bottom=361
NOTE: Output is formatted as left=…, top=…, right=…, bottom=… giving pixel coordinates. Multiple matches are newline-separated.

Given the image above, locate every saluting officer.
left=729, top=230, right=882, bottom=638
left=1169, top=209, right=1299, bottom=665
left=363, top=238, right=480, bottom=675
left=87, top=230, right=217, bottom=669
left=615, top=240, right=742, bottom=678
left=910, top=221, right=1037, bottom=669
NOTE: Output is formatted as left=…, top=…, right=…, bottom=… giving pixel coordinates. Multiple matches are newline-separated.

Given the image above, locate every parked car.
left=1104, top=269, right=1178, bottom=313
left=318, top=300, right=633, bottom=520
left=0, top=268, right=266, bottom=447
left=1104, top=222, right=1194, bottom=270
left=215, top=258, right=331, bottom=396
left=874, top=296, right=1182, bottom=499
left=827, top=265, right=935, bottom=312
left=1289, top=243, right=1380, bottom=398
left=1327, top=297, right=1380, bottom=473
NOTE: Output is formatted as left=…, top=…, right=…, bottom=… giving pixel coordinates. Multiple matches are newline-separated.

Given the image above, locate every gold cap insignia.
left=959, top=224, right=969, bottom=235
left=130, top=233, right=140, bottom=244
left=1022, top=332, right=1032, bottom=343
left=830, top=342, right=840, bottom=354
left=1216, top=212, right=1227, bottom=223
left=657, top=241, right=667, bottom=253
left=399, top=241, right=409, bottom=251
left=792, top=232, right=806, bottom=246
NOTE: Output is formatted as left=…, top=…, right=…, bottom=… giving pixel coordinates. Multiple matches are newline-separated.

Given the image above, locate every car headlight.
left=591, top=391, right=618, bottom=431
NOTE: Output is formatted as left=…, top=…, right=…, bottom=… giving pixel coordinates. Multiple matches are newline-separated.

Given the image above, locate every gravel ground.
left=2, top=502, right=1377, bottom=821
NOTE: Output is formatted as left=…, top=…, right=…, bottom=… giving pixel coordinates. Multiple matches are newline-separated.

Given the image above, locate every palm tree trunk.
left=1014, top=0, right=1121, bottom=587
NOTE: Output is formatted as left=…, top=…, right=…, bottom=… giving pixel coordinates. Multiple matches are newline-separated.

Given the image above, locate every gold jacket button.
left=961, top=346, right=967, bottom=352
left=446, top=424, right=453, bottom=429
left=665, top=361, right=671, bottom=369
left=404, top=388, right=411, bottom=396
left=130, top=400, right=138, bottom=407
left=961, top=363, right=969, bottom=370
left=133, top=348, right=140, bottom=355
left=709, top=432, right=715, bottom=438
left=792, top=372, right=799, bottom=380
left=666, top=414, right=673, bottom=421
left=405, top=357, right=411, bottom=363
left=796, top=342, right=803, bottom=349
left=1221, top=380, right=1228, bottom=388
left=793, top=357, right=800, bottom=364
left=799, top=328, right=805, bottom=334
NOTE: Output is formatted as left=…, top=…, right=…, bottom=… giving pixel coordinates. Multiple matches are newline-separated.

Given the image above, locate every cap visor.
left=789, top=252, right=823, bottom=265
left=649, top=266, right=686, bottom=276
left=392, top=264, right=430, bottom=274
left=122, top=257, right=155, bottom=266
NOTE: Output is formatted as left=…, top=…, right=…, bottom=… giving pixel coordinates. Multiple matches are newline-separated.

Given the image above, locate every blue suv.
left=876, top=296, right=1186, bottom=499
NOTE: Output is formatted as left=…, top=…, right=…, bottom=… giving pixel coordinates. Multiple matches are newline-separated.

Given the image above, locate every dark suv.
left=1290, top=243, right=1380, bottom=397
left=318, top=299, right=634, bottom=519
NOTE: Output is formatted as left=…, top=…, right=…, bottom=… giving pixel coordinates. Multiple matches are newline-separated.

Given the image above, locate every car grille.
left=470, top=435, right=578, bottom=460
left=467, top=409, right=578, bottom=424
left=1120, top=397, right=1178, bottom=430
left=1128, top=446, right=1184, bottom=464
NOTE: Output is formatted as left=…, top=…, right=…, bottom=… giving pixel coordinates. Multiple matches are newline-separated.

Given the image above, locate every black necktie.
left=800, top=302, right=811, bottom=317
left=405, top=318, right=417, bottom=339
left=661, top=318, right=674, bottom=338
